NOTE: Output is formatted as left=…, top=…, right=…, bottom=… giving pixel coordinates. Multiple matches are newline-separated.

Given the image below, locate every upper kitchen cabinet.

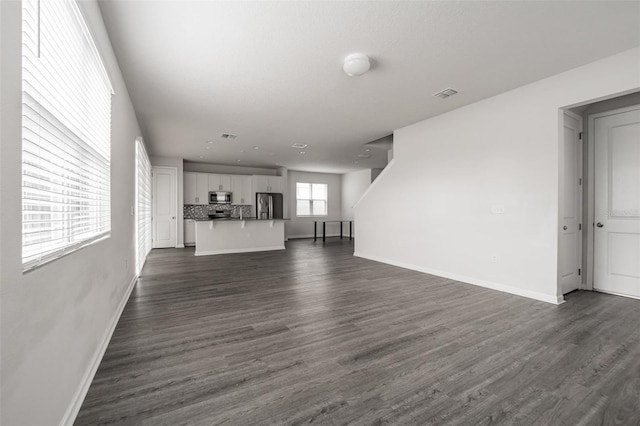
left=208, top=174, right=231, bottom=192
left=184, top=172, right=209, bottom=205
left=230, top=175, right=253, bottom=205
left=253, top=175, right=283, bottom=193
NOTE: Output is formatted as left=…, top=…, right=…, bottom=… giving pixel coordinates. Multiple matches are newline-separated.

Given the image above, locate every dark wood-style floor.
left=76, top=238, right=640, bottom=425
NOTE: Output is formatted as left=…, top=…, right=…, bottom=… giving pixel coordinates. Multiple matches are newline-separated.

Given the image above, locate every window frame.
left=21, top=0, right=113, bottom=272
left=296, top=182, right=328, bottom=217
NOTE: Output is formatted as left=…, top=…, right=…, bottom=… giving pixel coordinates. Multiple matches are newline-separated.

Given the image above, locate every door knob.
left=563, top=226, right=567, bottom=230
left=596, top=222, right=604, bottom=228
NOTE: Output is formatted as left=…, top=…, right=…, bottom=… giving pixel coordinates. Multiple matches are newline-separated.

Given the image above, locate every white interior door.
left=559, top=112, right=583, bottom=294
left=594, top=106, right=640, bottom=298
left=152, top=166, right=177, bottom=248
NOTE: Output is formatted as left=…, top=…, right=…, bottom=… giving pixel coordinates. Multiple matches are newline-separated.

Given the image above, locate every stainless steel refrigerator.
left=255, top=192, right=284, bottom=219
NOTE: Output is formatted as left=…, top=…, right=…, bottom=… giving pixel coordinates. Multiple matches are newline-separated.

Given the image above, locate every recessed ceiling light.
left=198, top=155, right=203, bottom=159
left=236, top=159, right=241, bottom=162
left=299, top=151, right=306, bottom=155
left=343, top=53, right=370, bottom=77
left=253, top=146, right=260, bottom=150
left=364, top=148, right=370, bottom=152
left=292, top=143, right=308, bottom=149
left=205, top=140, right=214, bottom=144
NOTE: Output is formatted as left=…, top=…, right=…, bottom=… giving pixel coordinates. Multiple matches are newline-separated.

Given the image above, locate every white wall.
left=0, top=1, right=142, bottom=424
left=341, top=169, right=372, bottom=221
left=355, top=48, right=640, bottom=305
left=149, top=156, right=184, bottom=247
left=183, top=161, right=278, bottom=176
left=286, top=171, right=342, bottom=238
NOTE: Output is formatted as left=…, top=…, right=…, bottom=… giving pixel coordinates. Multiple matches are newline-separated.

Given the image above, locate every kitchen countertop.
left=192, top=217, right=290, bottom=221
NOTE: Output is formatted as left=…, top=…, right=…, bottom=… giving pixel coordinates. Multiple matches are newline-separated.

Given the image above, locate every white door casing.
left=593, top=106, right=640, bottom=299
left=152, top=166, right=177, bottom=248
left=559, top=112, right=583, bottom=295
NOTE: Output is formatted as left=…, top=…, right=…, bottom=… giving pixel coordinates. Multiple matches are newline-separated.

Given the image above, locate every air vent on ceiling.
left=291, top=143, right=308, bottom=149
left=433, top=88, right=459, bottom=99
left=221, top=133, right=237, bottom=139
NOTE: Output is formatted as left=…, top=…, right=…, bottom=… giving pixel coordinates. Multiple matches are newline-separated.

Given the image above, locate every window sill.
left=22, top=233, right=111, bottom=274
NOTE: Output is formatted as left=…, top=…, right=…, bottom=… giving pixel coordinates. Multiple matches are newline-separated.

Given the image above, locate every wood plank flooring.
left=75, top=238, right=640, bottom=425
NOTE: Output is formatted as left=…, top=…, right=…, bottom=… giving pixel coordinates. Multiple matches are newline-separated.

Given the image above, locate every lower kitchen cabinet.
left=184, top=219, right=196, bottom=246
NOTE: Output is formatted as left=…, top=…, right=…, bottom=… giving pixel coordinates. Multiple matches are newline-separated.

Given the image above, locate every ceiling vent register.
left=433, top=88, right=459, bottom=99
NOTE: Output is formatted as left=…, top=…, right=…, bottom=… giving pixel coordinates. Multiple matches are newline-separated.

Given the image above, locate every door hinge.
left=578, top=268, right=581, bottom=276
left=578, top=178, right=582, bottom=186
left=579, top=223, right=582, bottom=231
left=579, top=132, right=583, bottom=140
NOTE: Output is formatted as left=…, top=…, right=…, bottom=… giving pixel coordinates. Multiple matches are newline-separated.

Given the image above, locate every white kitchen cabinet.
left=230, top=175, right=253, bottom=205
left=208, top=174, right=231, bottom=192
left=184, top=172, right=209, bottom=205
left=184, top=172, right=197, bottom=204
left=195, top=173, right=209, bottom=204
left=252, top=175, right=283, bottom=193
left=184, top=219, right=196, bottom=246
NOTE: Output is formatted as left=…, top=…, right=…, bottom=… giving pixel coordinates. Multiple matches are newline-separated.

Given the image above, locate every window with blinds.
left=21, top=0, right=113, bottom=270
left=296, top=182, right=328, bottom=216
left=135, top=138, right=152, bottom=274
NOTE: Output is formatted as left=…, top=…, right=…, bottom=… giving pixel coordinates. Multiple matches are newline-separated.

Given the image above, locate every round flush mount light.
left=343, top=53, right=370, bottom=77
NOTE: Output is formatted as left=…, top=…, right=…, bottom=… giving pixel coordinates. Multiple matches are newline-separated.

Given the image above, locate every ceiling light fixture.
left=343, top=53, right=370, bottom=77
left=291, top=143, right=308, bottom=149
left=253, top=146, right=260, bottom=150
left=299, top=151, right=306, bottom=155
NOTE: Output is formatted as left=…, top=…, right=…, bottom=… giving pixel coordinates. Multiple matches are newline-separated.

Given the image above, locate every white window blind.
left=22, top=0, right=113, bottom=270
left=296, top=182, right=328, bottom=216
left=135, top=138, right=152, bottom=274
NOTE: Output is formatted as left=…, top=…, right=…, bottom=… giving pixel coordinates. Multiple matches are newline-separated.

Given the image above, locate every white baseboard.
left=288, top=233, right=343, bottom=239
left=195, top=245, right=285, bottom=256
left=176, top=244, right=185, bottom=248
left=60, top=274, right=138, bottom=426
left=354, top=251, right=563, bottom=305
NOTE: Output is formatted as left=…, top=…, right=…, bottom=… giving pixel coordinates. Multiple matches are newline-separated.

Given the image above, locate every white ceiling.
left=98, top=1, right=640, bottom=174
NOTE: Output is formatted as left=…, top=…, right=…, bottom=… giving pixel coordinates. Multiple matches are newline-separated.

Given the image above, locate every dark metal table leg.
left=349, top=221, right=352, bottom=240
left=323, top=222, right=326, bottom=242
left=340, top=222, right=343, bottom=239
left=314, top=221, right=317, bottom=242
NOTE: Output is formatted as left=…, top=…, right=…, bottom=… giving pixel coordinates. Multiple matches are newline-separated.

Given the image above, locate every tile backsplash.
left=184, top=204, right=252, bottom=220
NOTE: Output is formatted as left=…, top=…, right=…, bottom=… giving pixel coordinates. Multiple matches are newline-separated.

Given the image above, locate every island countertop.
left=192, top=217, right=290, bottom=221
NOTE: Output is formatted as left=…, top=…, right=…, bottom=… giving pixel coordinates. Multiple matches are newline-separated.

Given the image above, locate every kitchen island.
left=194, top=218, right=287, bottom=256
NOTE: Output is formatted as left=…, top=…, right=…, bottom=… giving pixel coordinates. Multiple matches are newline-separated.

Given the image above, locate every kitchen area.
left=183, top=171, right=289, bottom=256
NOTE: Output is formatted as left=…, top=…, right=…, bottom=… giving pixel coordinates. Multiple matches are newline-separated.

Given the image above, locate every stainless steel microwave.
left=209, top=191, right=232, bottom=204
